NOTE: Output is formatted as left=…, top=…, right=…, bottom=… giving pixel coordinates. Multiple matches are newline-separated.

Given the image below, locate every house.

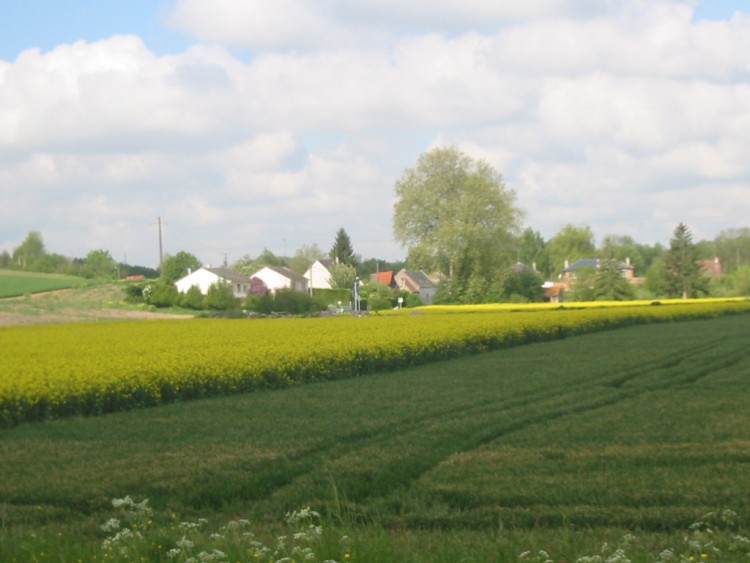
left=542, top=281, right=565, bottom=303
left=174, top=267, right=250, bottom=298
left=700, top=257, right=723, bottom=278
left=394, top=269, right=437, bottom=304
left=252, top=265, right=309, bottom=294
left=303, top=259, right=335, bottom=290
left=370, top=270, right=397, bottom=288
left=561, top=258, right=635, bottom=289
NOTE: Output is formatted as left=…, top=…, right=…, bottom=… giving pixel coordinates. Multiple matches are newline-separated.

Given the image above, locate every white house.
left=252, top=265, right=309, bottom=294
left=174, top=267, right=250, bottom=298
left=303, top=259, right=335, bottom=290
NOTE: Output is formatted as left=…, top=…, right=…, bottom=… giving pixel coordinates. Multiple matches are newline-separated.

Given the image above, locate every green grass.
left=0, top=269, right=93, bottom=298
left=1, top=314, right=750, bottom=561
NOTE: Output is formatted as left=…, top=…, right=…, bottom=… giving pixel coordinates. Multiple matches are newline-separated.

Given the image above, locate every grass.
left=0, top=269, right=94, bottom=298
left=1, top=314, right=750, bottom=561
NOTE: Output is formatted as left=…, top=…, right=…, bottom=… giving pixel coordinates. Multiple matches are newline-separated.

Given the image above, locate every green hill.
left=0, top=269, right=92, bottom=298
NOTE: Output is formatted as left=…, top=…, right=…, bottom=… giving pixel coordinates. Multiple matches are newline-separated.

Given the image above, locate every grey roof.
left=205, top=267, right=250, bottom=284
left=563, top=259, right=633, bottom=273
left=264, top=265, right=308, bottom=284
left=400, top=269, right=436, bottom=288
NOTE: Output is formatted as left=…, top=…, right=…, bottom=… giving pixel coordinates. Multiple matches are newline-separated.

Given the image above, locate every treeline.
left=1, top=232, right=157, bottom=279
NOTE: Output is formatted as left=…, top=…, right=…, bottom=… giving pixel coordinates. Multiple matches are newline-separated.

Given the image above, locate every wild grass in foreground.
left=1, top=315, right=750, bottom=560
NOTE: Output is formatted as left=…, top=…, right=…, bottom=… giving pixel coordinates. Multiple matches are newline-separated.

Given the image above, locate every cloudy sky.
left=1, top=0, right=749, bottom=268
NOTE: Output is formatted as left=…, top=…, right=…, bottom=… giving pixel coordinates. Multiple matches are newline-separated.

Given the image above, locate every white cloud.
left=2, top=0, right=750, bottom=265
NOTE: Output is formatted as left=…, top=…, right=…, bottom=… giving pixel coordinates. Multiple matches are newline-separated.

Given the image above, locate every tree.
left=288, top=244, right=325, bottom=274
left=161, top=251, right=201, bottom=284
left=82, top=249, right=117, bottom=279
left=503, top=269, right=544, bottom=303
left=599, top=235, right=644, bottom=276
left=664, top=223, right=708, bottom=299
left=393, top=146, right=522, bottom=301
left=330, top=228, right=355, bottom=265
left=327, top=262, right=357, bottom=289
left=715, top=227, right=750, bottom=274
left=12, top=231, right=46, bottom=270
left=516, top=228, right=548, bottom=277
left=593, top=260, right=635, bottom=301
left=546, top=225, right=596, bottom=277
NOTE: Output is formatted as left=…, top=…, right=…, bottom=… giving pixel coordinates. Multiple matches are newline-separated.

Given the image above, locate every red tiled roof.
left=371, top=271, right=394, bottom=285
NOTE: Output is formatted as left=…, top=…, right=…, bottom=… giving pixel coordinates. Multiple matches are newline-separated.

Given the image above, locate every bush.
left=272, top=288, right=324, bottom=315
left=245, top=293, right=274, bottom=314
left=205, top=283, right=239, bottom=310
left=181, top=285, right=205, bottom=310
left=146, top=283, right=179, bottom=308
left=123, top=283, right=145, bottom=303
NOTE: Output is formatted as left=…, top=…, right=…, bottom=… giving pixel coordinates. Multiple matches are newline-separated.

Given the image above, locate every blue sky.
left=1, top=1, right=750, bottom=267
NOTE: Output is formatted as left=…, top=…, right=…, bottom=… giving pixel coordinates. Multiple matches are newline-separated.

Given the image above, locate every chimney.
left=564, top=259, right=569, bottom=269
left=626, top=256, right=631, bottom=266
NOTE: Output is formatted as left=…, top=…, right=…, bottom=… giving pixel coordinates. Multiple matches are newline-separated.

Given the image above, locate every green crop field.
left=1, top=312, right=749, bottom=561
left=0, top=269, right=92, bottom=298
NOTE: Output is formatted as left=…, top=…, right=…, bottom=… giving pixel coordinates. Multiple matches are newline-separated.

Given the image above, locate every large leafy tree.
left=329, top=228, right=355, bottom=265
left=12, top=231, right=46, bottom=270
left=393, top=146, right=522, bottom=300
left=714, top=227, right=750, bottom=274
left=546, top=224, right=596, bottom=276
left=83, top=249, right=117, bottom=279
left=664, top=223, right=708, bottom=299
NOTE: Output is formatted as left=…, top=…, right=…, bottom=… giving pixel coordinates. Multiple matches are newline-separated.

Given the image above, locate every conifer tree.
left=664, top=223, right=708, bottom=299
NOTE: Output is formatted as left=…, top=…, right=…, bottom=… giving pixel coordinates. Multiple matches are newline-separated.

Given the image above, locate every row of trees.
left=1, top=231, right=157, bottom=279
left=392, top=146, right=750, bottom=302
left=5, top=146, right=750, bottom=305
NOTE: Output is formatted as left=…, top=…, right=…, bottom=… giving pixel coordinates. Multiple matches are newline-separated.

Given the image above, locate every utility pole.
left=155, top=216, right=167, bottom=272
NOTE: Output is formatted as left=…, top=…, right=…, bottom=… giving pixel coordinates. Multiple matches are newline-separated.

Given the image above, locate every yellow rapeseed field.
left=1, top=299, right=748, bottom=426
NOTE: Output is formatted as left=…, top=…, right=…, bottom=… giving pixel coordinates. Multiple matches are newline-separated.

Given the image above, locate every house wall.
left=175, top=268, right=249, bottom=298
left=304, top=261, right=332, bottom=289
left=253, top=267, right=308, bottom=294
left=175, top=269, right=220, bottom=295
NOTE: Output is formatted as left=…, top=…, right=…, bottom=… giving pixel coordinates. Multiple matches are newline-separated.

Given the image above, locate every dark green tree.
left=161, top=251, right=201, bottom=284
left=593, top=260, right=635, bottom=301
left=503, top=269, right=544, bottom=303
left=664, top=223, right=708, bottom=299
left=330, top=228, right=355, bottom=265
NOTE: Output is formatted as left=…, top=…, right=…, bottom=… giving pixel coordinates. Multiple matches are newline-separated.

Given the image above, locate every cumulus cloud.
left=2, top=0, right=749, bottom=264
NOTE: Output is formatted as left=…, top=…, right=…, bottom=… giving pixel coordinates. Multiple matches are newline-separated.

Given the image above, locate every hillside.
left=0, top=278, right=190, bottom=325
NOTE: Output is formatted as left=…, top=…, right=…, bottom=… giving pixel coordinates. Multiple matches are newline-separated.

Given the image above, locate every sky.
left=1, top=0, right=749, bottom=269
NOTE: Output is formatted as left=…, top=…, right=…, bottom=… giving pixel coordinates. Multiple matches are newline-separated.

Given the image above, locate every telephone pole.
left=155, top=216, right=167, bottom=272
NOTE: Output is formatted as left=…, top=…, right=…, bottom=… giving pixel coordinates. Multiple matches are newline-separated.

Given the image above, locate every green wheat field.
left=1, top=313, right=749, bottom=562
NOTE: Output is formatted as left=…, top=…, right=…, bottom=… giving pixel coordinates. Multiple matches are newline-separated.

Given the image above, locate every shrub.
left=146, top=282, right=179, bottom=308
left=180, top=285, right=205, bottom=310
left=272, top=288, right=324, bottom=315
left=205, top=283, right=239, bottom=310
